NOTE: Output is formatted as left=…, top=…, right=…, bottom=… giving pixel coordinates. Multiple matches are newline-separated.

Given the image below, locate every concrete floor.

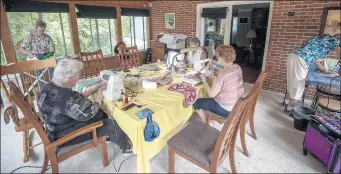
left=1, top=84, right=326, bottom=173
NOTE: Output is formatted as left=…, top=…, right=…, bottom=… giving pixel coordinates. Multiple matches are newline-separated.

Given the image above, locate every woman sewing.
left=193, top=45, right=244, bottom=121
left=185, top=37, right=207, bottom=67
left=285, top=33, right=340, bottom=115
left=38, top=58, right=132, bottom=156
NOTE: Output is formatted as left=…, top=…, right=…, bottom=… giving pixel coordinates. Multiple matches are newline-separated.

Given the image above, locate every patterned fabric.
left=38, top=82, right=100, bottom=142
left=136, top=108, right=160, bottom=142
left=291, top=34, right=340, bottom=67
left=168, top=83, right=198, bottom=107
left=21, top=32, right=55, bottom=54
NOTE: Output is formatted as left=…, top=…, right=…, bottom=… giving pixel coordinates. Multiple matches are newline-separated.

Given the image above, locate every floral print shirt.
left=21, top=32, right=55, bottom=54
left=291, top=34, right=340, bottom=66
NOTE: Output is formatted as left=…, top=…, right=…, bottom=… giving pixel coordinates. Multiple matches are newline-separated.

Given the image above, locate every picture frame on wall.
left=165, top=13, right=175, bottom=29
left=320, top=7, right=341, bottom=36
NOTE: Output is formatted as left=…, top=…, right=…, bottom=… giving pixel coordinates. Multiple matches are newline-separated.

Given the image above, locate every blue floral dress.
left=291, top=34, right=339, bottom=67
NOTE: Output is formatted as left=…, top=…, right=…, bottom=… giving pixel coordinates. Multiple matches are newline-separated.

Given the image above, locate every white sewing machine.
left=99, top=70, right=125, bottom=102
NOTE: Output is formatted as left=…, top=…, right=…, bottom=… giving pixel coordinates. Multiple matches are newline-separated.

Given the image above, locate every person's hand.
left=99, top=81, right=108, bottom=90
left=200, top=73, right=207, bottom=82
left=94, top=88, right=104, bottom=104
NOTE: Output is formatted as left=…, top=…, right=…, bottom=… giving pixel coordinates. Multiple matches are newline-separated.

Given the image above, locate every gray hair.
left=36, top=21, right=47, bottom=28
left=189, top=37, right=200, bottom=47
left=52, top=58, right=83, bottom=84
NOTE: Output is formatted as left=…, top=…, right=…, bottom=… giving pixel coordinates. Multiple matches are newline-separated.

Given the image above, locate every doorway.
left=196, top=1, right=273, bottom=84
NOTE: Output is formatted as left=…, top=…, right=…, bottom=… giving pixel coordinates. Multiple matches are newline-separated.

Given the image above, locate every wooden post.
left=68, top=3, right=81, bottom=54
left=116, top=6, right=122, bottom=43
left=0, top=2, right=16, bottom=63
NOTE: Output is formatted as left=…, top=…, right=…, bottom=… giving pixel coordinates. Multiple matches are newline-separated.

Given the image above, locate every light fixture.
left=246, top=29, right=257, bottom=50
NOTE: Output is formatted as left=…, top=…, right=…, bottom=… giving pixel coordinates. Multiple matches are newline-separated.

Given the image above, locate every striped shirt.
left=211, top=64, right=244, bottom=111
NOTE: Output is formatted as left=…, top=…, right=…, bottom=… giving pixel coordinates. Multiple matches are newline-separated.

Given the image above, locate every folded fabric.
left=136, top=108, right=160, bottom=142
left=312, top=72, right=339, bottom=78
left=76, top=78, right=98, bottom=93
left=136, top=108, right=154, bottom=119
left=168, top=83, right=199, bottom=107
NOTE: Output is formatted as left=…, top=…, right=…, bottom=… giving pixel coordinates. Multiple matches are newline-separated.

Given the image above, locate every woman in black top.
left=38, top=58, right=132, bottom=155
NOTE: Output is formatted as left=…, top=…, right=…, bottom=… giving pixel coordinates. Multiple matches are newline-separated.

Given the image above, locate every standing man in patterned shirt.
left=20, top=21, right=55, bottom=60
left=285, top=33, right=340, bottom=115
left=20, top=21, right=55, bottom=88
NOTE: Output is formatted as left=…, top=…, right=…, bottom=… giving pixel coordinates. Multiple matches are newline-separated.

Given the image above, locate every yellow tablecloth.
left=101, top=66, right=204, bottom=172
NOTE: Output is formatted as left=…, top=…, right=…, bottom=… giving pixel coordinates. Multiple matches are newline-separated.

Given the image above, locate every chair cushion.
left=318, top=98, right=341, bottom=112
left=167, top=120, right=220, bottom=167
left=316, top=83, right=340, bottom=96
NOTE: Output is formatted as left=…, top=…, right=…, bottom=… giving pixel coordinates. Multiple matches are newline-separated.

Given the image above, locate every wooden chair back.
left=1, top=58, right=56, bottom=108
left=116, top=46, right=140, bottom=69
left=241, top=71, right=268, bottom=126
left=210, top=72, right=267, bottom=169
left=78, top=49, right=105, bottom=79
left=0, top=58, right=55, bottom=162
left=8, top=81, right=51, bottom=145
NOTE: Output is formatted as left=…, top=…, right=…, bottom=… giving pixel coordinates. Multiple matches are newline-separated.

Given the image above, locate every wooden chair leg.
left=168, top=147, right=175, bottom=173
left=229, top=144, right=237, bottom=174
left=240, top=124, right=249, bottom=157
left=101, top=137, right=109, bottom=167
left=249, top=115, right=257, bottom=140
left=205, top=114, right=211, bottom=126
left=47, top=149, right=59, bottom=174
left=23, top=130, right=30, bottom=163
left=209, top=167, right=217, bottom=174
left=41, top=149, right=49, bottom=174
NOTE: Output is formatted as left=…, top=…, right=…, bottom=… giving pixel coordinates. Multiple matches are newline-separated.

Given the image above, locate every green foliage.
left=6, top=12, right=73, bottom=61
left=0, top=41, right=5, bottom=65
left=78, top=18, right=116, bottom=55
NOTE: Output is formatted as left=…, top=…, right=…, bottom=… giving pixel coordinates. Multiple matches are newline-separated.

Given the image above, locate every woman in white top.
left=186, top=37, right=207, bottom=66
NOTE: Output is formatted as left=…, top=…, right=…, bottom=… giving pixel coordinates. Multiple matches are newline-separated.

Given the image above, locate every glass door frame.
left=196, top=1, right=274, bottom=71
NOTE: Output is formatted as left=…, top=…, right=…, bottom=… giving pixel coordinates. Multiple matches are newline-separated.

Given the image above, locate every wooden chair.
left=78, top=49, right=105, bottom=79
left=205, top=70, right=269, bottom=157
left=1, top=58, right=56, bottom=163
left=116, top=46, right=140, bottom=69
left=8, top=81, right=109, bottom=173
left=167, top=89, right=253, bottom=173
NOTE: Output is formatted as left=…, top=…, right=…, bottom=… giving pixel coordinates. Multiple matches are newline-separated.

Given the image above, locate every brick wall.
left=150, top=0, right=209, bottom=40
left=150, top=0, right=341, bottom=98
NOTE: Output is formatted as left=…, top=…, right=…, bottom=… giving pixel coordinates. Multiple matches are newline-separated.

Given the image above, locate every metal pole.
left=132, top=16, right=136, bottom=46
left=95, top=19, right=100, bottom=49
left=59, top=13, right=67, bottom=55
left=90, top=19, right=94, bottom=51
left=142, top=17, right=145, bottom=50
left=108, top=19, right=113, bottom=55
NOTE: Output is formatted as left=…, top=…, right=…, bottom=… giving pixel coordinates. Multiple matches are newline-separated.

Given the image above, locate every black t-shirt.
left=38, top=82, right=101, bottom=142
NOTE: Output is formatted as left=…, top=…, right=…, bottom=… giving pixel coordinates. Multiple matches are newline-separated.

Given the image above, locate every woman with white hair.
left=186, top=37, right=207, bottom=67
left=38, top=58, right=132, bottom=155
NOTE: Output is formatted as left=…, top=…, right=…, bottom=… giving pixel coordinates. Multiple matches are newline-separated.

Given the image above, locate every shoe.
left=284, top=108, right=294, bottom=117
left=122, top=149, right=133, bottom=156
